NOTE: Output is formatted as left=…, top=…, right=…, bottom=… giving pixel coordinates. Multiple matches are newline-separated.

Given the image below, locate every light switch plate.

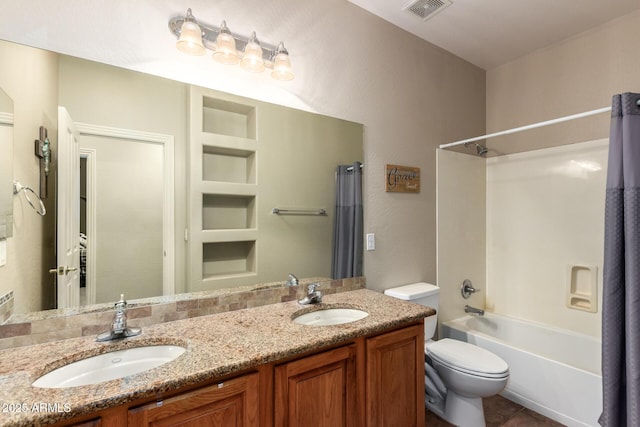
left=366, top=233, right=375, bottom=251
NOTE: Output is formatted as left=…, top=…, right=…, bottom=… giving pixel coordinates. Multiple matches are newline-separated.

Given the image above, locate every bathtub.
left=442, top=313, right=602, bottom=427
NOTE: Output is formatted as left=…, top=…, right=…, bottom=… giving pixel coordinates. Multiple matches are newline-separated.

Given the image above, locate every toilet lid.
left=426, top=338, right=509, bottom=378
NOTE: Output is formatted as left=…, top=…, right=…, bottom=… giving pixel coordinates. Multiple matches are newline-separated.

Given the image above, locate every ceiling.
left=348, top=0, right=640, bottom=70
left=0, top=0, right=639, bottom=100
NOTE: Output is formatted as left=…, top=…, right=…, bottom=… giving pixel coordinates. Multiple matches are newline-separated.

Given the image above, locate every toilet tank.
left=384, top=283, right=440, bottom=340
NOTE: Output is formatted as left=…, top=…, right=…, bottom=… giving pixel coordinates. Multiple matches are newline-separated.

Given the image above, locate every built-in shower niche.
left=565, top=264, right=598, bottom=312
left=203, top=241, right=256, bottom=280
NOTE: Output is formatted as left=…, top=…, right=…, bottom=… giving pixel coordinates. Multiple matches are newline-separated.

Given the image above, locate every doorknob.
left=49, top=266, right=78, bottom=275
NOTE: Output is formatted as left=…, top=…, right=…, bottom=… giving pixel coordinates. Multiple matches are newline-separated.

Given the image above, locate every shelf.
left=201, top=271, right=257, bottom=283
left=201, top=229, right=258, bottom=243
left=202, top=97, right=256, bottom=139
left=203, top=241, right=256, bottom=279
left=201, top=182, right=257, bottom=197
left=202, top=134, right=258, bottom=152
left=203, top=145, right=256, bottom=184
left=203, top=194, right=256, bottom=230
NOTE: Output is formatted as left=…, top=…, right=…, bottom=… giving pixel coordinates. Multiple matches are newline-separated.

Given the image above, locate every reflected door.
left=56, top=106, right=81, bottom=308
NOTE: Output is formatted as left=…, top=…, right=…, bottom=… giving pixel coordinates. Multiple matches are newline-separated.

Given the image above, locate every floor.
left=425, top=395, right=565, bottom=426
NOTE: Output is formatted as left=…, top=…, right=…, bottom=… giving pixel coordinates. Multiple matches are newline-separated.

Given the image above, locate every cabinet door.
left=275, top=344, right=358, bottom=427
left=366, top=324, right=425, bottom=427
left=128, top=372, right=259, bottom=427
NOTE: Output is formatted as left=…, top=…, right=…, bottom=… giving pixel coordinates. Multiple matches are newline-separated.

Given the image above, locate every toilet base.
left=442, top=390, right=486, bottom=427
left=425, top=394, right=446, bottom=419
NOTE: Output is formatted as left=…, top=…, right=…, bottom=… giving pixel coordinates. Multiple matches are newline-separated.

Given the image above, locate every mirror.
left=0, top=86, right=13, bottom=239
left=1, top=40, right=363, bottom=318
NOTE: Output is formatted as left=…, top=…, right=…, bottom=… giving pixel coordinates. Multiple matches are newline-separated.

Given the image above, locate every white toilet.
left=384, top=282, right=509, bottom=427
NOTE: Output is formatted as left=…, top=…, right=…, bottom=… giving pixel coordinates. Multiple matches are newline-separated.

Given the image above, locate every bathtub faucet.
left=464, top=305, right=485, bottom=316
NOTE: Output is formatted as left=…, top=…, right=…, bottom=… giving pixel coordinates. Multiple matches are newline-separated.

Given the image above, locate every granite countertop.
left=0, top=289, right=433, bottom=427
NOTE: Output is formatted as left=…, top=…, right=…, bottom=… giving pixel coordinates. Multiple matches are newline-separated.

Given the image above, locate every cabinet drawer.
left=128, top=372, right=259, bottom=427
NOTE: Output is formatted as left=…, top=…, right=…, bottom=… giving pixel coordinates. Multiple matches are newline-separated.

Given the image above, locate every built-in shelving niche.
left=202, top=146, right=256, bottom=184
left=192, top=92, right=260, bottom=285
left=203, top=241, right=256, bottom=280
left=203, top=194, right=256, bottom=230
left=202, top=97, right=256, bottom=139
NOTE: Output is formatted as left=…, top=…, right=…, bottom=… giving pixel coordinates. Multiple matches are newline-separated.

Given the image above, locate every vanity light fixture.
left=240, top=32, right=265, bottom=73
left=212, top=20, right=239, bottom=65
left=169, top=9, right=294, bottom=81
left=271, top=42, right=294, bottom=81
left=175, top=8, right=206, bottom=56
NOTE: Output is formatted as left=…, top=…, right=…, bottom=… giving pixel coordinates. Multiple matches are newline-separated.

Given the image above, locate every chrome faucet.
left=286, top=273, right=299, bottom=287
left=298, top=283, right=322, bottom=305
left=96, top=294, right=142, bottom=342
left=464, top=305, right=485, bottom=316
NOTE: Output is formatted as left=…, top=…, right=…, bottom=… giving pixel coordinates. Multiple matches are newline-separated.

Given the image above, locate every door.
left=56, top=106, right=81, bottom=308
left=366, top=324, right=425, bottom=427
left=275, top=344, right=358, bottom=427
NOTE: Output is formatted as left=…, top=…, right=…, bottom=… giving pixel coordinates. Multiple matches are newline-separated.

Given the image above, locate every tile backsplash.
left=0, top=291, right=13, bottom=324
left=0, top=277, right=365, bottom=350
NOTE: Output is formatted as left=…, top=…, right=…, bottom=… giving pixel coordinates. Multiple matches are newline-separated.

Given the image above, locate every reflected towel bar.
left=272, top=208, right=327, bottom=216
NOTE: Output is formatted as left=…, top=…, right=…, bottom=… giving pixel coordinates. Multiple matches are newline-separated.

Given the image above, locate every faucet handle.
left=286, top=273, right=299, bottom=287
left=115, top=294, right=127, bottom=309
left=308, top=283, right=319, bottom=293
left=461, top=279, right=479, bottom=299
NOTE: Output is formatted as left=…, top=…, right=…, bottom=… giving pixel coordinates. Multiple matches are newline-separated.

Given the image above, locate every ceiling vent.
left=404, top=0, right=452, bottom=21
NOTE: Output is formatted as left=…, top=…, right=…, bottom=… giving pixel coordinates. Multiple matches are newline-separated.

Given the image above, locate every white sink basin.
left=32, top=345, right=186, bottom=388
left=293, top=308, right=368, bottom=326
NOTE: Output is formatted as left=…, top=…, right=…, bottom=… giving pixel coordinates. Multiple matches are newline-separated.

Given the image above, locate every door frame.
left=57, top=107, right=81, bottom=308
left=74, top=123, right=176, bottom=297
left=79, top=148, right=97, bottom=305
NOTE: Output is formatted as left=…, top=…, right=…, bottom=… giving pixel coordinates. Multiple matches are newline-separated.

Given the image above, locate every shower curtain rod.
left=439, top=106, right=612, bottom=149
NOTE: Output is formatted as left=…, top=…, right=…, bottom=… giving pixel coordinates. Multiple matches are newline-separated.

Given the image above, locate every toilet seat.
left=426, top=338, right=509, bottom=379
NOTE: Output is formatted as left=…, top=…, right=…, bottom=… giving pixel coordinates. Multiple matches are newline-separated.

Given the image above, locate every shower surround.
left=437, top=139, right=607, bottom=425
left=485, top=138, right=607, bottom=337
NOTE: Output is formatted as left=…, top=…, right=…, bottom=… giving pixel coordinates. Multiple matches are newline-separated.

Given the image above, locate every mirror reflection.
left=0, top=86, right=13, bottom=240
left=0, top=40, right=363, bottom=319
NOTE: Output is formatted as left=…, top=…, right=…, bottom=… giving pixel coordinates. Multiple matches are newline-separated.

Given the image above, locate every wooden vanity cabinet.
left=50, top=322, right=424, bottom=427
left=128, top=372, right=259, bottom=427
left=65, top=419, right=102, bottom=427
left=273, top=323, right=424, bottom=427
left=274, top=344, right=359, bottom=427
left=366, top=324, right=425, bottom=427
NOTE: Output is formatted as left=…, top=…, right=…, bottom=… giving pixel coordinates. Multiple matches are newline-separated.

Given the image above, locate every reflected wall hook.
left=13, top=181, right=46, bottom=216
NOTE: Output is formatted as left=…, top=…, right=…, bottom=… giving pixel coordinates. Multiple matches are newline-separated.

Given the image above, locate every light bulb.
left=270, top=42, right=294, bottom=81
left=212, top=21, right=239, bottom=65
left=176, top=9, right=205, bottom=56
left=240, top=32, right=265, bottom=73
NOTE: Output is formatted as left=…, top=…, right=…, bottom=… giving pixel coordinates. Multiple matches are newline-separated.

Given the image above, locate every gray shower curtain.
left=331, top=162, right=363, bottom=279
left=600, top=92, right=640, bottom=426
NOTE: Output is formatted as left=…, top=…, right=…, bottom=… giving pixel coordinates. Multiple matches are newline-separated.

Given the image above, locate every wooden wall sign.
left=386, top=164, right=420, bottom=193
